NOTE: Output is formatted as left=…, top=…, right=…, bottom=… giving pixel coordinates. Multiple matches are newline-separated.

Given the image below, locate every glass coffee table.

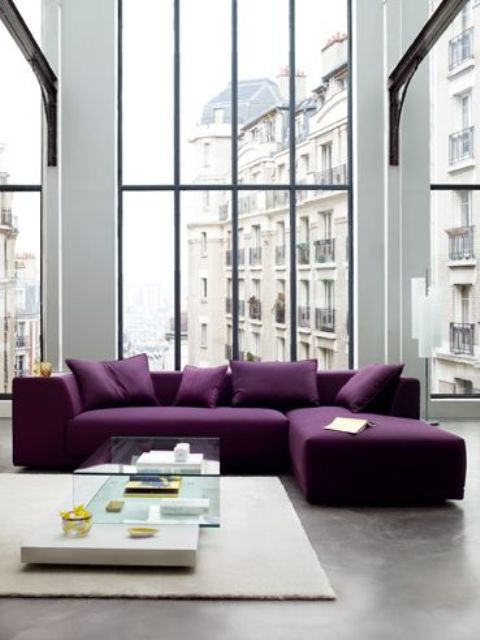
left=21, top=437, right=220, bottom=567
left=74, top=436, right=220, bottom=527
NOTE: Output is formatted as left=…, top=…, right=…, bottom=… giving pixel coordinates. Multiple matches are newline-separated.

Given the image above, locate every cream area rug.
left=0, top=474, right=335, bottom=600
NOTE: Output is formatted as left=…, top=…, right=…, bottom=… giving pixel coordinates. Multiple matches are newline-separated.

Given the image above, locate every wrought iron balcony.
left=265, top=191, right=289, bottom=209
left=225, top=297, right=232, bottom=314
left=249, top=246, right=262, bottom=266
left=447, top=225, right=474, bottom=260
left=313, top=164, right=347, bottom=186
left=450, top=322, right=475, bottom=356
left=225, top=344, right=233, bottom=360
left=248, top=298, right=262, bottom=320
left=16, top=336, right=29, bottom=348
left=239, top=299, right=245, bottom=317
left=298, top=305, right=311, bottom=328
left=0, top=209, right=18, bottom=228
left=449, top=126, right=474, bottom=165
left=219, top=203, right=229, bottom=220
left=238, top=248, right=245, bottom=266
left=315, top=307, right=336, bottom=332
left=275, top=244, right=286, bottom=265
left=225, top=249, right=232, bottom=266
left=275, top=305, right=286, bottom=324
left=314, top=238, right=335, bottom=263
left=239, top=194, right=258, bottom=215
left=449, top=27, right=473, bottom=70
left=297, top=242, right=310, bottom=265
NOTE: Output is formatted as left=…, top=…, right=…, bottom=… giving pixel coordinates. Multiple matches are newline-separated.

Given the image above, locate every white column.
left=59, top=0, right=118, bottom=362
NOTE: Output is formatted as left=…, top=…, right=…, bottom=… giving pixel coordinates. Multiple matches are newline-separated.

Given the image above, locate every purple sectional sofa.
left=12, top=369, right=467, bottom=502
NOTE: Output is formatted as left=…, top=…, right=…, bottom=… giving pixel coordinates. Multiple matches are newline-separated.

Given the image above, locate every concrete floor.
left=0, top=419, right=479, bottom=640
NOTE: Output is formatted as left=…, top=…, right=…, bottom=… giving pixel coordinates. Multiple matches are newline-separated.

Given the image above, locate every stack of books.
left=136, top=450, right=204, bottom=474
left=124, top=476, right=182, bottom=498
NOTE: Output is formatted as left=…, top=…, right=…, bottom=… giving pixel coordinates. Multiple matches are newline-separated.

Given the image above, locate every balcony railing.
left=249, top=246, right=262, bottom=266
left=448, top=226, right=475, bottom=260
left=249, top=298, right=262, bottom=320
left=275, top=305, right=286, bottom=324
left=449, top=126, right=474, bottom=165
left=225, top=297, right=232, bottom=314
left=0, top=210, right=18, bottom=228
left=315, top=307, right=336, bottom=332
left=275, top=244, right=286, bottom=265
left=265, top=191, right=289, bottom=209
left=313, top=164, right=347, bottom=186
left=219, top=203, right=229, bottom=220
left=14, top=367, right=27, bottom=377
left=226, top=249, right=245, bottom=266
left=449, top=27, right=473, bottom=70
left=225, top=344, right=233, bottom=360
left=297, top=242, right=310, bottom=265
left=239, top=194, right=258, bottom=215
left=298, top=305, right=311, bottom=328
left=16, top=336, right=29, bottom=348
left=450, top=322, right=475, bottom=355
left=314, top=238, right=335, bottom=263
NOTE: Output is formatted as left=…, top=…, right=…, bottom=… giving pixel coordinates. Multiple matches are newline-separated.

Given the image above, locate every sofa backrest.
left=149, top=370, right=420, bottom=418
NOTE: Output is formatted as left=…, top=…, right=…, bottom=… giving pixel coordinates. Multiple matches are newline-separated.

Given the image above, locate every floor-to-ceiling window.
left=119, top=0, right=352, bottom=370
left=430, top=0, right=480, bottom=397
left=0, top=0, right=42, bottom=394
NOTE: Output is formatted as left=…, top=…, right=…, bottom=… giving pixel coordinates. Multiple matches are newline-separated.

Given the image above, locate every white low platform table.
left=21, top=523, right=199, bottom=567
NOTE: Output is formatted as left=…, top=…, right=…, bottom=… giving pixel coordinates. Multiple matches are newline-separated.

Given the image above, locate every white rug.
left=0, top=474, right=335, bottom=600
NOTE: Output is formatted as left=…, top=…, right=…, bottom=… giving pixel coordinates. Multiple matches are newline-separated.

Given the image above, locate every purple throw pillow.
left=335, top=363, right=404, bottom=412
left=230, top=359, right=319, bottom=408
left=174, top=365, right=228, bottom=408
left=66, top=353, right=158, bottom=411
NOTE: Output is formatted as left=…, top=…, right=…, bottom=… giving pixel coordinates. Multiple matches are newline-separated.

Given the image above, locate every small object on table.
left=33, top=361, right=53, bottom=377
left=127, top=527, right=159, bottom=539
left=60, top=504, right=93, bottom=538
left=105, top=500, right=124, bottom=513
left=174, top=442, right=190, bottom=463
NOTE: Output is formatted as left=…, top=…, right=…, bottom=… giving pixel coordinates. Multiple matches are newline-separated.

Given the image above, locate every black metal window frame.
left=430, top=182, right=480, bottom=399
left=118, top=0, right=353, bottom=370
left=0, top=183, right=43, bottom=399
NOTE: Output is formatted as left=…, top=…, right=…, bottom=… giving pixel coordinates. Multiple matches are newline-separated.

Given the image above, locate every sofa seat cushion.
left=67, top=406, right=289, bottom=474
left=288, top=406, right=466, bottom=502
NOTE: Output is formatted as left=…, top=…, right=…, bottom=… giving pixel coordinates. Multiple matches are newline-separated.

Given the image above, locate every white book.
left=324, top=417, right=373, bottom=435
left=160, top=498, right=210, bottom=516
left=136, top=451, right=203, bottom=470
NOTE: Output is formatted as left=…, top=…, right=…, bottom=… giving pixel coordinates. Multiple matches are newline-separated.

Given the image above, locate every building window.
left=120, top=0, right=351, bottom=369
left=201, top=277, right=208, bottom=299
left=276, top=337, right=286, bottom=361
left=201, top=231, right=207, bottom=255
left=200, top=323, right=207, bottom=348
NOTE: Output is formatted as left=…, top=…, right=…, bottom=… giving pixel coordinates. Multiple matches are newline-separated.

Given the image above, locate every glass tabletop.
left=75, top=436, right=221, bottom=477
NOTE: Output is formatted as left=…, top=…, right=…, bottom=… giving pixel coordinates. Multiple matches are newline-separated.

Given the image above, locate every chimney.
left=276, top=67, right=307, bottom=103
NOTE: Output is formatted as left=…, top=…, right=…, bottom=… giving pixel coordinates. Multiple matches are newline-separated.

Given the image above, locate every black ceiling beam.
left=0, top=0, right=57, bottom=166
left=389, top=0, right=468, bottom=166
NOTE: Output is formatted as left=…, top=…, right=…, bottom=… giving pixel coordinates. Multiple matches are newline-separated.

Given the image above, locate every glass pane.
left=122, top=0, right=173, bottom=184
left=239, top=190, right=290, bottom=362
left=0, top=1, right=41, bottom=183
left=430, top=189, right=480, bottom=395
left=0, top=191, right=41, bottom=393
left=296, top=191, right=348, bottom=368
left=238, top=0, right=289, bottom=185
left=182, top=190, right=231, bottom=366
left=430, top=0, right=476, bottom=184
left=296, top=0, right=349, bottom=189
left=181, top=0, right=231, bottom=184
left=122, top=192, right=175, bottom=369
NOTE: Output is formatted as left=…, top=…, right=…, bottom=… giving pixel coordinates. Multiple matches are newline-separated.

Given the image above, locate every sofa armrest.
left=389, top=377, right=421, bottom=419
left=12, top=374, right=83, bottom=468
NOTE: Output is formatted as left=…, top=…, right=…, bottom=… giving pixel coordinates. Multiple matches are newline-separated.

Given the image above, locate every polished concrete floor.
left=0, top=419, right=479, bottom=640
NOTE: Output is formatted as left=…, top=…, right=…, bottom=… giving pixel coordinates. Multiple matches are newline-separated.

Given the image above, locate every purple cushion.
left=230, top=359, right=319, bottom=409
left=335, top=363, right=404, bottom=412
left=66, top=353, right=158, bottom=411
left=174, top=365, right=228, bottom=408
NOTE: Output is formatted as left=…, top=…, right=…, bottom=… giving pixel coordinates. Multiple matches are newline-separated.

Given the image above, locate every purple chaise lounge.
left=12, top=370, right=466, bottom=502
